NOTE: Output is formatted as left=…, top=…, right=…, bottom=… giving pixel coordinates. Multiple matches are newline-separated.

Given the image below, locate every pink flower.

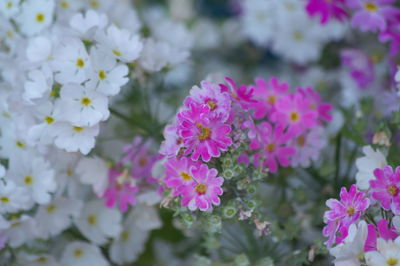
left=220, top=77, right=256, bottom=110
left=178, top=102, right=232, bottom=162
left=306, top=0, right=348, bottom=24
left=184, top=80, right=231, bottom=122
left=180, top=163, right=224, bottom=211
left=250, top=77, right=289, bottom=120
left=340, top=49, right=375, bottom=89
left=323, top=185, right=370, bottom=247
left=297, top=87, right=333, bottom=122
left=370, top=166, right=400, bottom=214
left=160, top=124, right=183, bottom=158
left=103, top=168, right=139, bottom=212
left=271, top=93, right=318, bottom=136
left=164, top=157, right=200, bottom=196
left=364, top=219, right=399, bottom=251
left=346, top=0, right=400, bottom=32
left=249, top=122, right=296, bottom=173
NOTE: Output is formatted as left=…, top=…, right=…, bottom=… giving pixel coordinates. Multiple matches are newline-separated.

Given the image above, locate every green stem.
left=334, top=133, right=342, bottom=190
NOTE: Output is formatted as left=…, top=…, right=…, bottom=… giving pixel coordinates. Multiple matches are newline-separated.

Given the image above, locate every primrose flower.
left=220, top=77, right=255, bottom=110
left=370, top=166, right=400, bottom=215
left=164, top=157, right=201, bottom=196
left=180, top=163, right=224, bottom=211
left=178, top=102, right=232, bottom=162
left=306, top=0, right=348, bottom=24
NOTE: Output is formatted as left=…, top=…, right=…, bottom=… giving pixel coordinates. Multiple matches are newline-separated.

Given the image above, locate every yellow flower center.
left=87, top=214, right=97, bottom=225
left=16, top=141, right=25, bottom=148
left=66, top=168, right=73, bottom=176
left=6, top=31, right=13, bottom=39
left=297, top=136, right=306, bottom=147
left=0, top=197, right=9, bottom=203
left=72, top=126, right=84, bottom=132
left=24, top=175, right=33, bottom=185
left=6, top=1, right=12, bottom=9
left=347, top=206, right=355, bottom=217
left=388, top=185, right=399, bottom=196
left=44, top=116, right=55, bottom=124
left=76, top=58, right=85, bottom=68
left=195, top=183, right=207, bottom=195
left=206, top=100, right=216, bottom=111
left=47, top=204, right=56, bottom=213
left=121, top=230, right=130, bottom=242
left=73, top=249, right=84, bottom=258
left=266, top=143, right=275, bottom=153
left=36, top=13, right=45, bottom=23
left=98, top=70, right=107, bottom=80
left=197, top=123, right=211, bottom=141
left=293, top=31, right=303, bottom=41
left=364, top=3, right=378, bottom=12
left=80, top=97, right=91, bottom=106
left=267, top=95, right=277, bottom=105
left=387, top=258, right=398, bottom=266
left=180, top=172, right=192, bottom=181
left=112, top=50, right=122, bottom=57
left=289, top=111, right=300, bottom=122
left=90, top=0, right=99, bottom=8
left=36, top=257, right=47, bottom=263
left=60, top=1, right=69, bottom=8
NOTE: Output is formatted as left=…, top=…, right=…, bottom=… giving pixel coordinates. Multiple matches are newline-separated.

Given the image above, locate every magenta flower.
left=184, top=80, right=231, bottom=122
left=164, top=157, right=200, bottom=196
left=346, top=0, right=400, bottom=32
left=250, top=77, right=289, bottom=120
left=370, top=166, right=400, bottom=214
left=341, top=49, right=375, bottom=89
left=297, top=87, right=333, bottom=122
left=178, top=102, right=232, bottom=162
left=220, top=77, right=256, bottom=110
left=180, top=163, right=224, bottom=211
left=271, top=93, right=318, bottom=136
left=103, top=168, right=139, bottom=212
left=306, top=0, right=348, bottom=24
left=323, top=185, right=370, bottom=247
left=249, top=122, right=296, bottom=173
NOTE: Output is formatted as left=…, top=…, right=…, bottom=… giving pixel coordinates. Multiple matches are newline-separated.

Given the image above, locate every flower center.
left=387, top=258, right=398, bottom=266
left=6, top=1, right=12, bottom=9
left=60, top=1, right=69, bottom=8
left=387, top=185, right=399, bottom=196
left=72, top=126, right=84, bottom=132
left=289, top=111, right=300, bottom=122
left=73, top=249, right=84, bottom=258
left=346, top=206, right=355, bottom=217
left=0, top=197, right=9, bottom=203
left=24, top=175, right=33, bottom=185
left=139, top=157, right=147, bottom=166
left=180, top=172, right=192, bottom=181
left=195, top=183, right=207, bottom=195
left=80, top=97, right=91, bottom=106
left=36, top=257, right=47, bottom=263
left=293, top=31, right=303, bottom=41
left=206, top=100, right=217, bottom=111
left=197, top=123, right=211, bottom=141
left=266, top=143, right=275, bottom=153
left=98, top=70, right=107, bottom=80
left=267, top=95, right=277, bottom=105
left=90, top=0, right=99, bottom=8
left=36, top=13, right=45, bottom=23
left=87, top=214, right=97, bottom=226
left=121, top=230, right=130, bottom=242
left=297, top=136, right=306, bottom=147
left=76, top=58, right=85, bottom=68
left=47, top=204, right=56, bottom=213
left=364, top=3, right=378, bottom=12
left=112, top=49, right=122, bottom=57
left=44, top=116, right=55, bottom=124
left=16, top=141, right=25, bottom=148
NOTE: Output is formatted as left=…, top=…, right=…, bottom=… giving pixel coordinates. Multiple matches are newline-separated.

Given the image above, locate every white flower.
left=55, top=0, right=83, bottom=22
left=75, top=156, right=109, bottom=196
left=35, top=197, right=82, bottom=239
left=56, top=83, right=109, bottom=126
left=53, top=123, right=99, bottom=154
left=0, top=0, right=20, bottom=18
left=8, top=152, right=56, bottom=204
left=83, top=0, right=112, bottom=12
left=355, top=146, right=387, bottom=190
left=329, top=221, right=367, bottom=266
left=17, top=252, right=61, bottom=266
left=110, top=205, right=161, bottom=264
left=96, top=24, right=143, bottom=63
left=61, top=241, right=109, bottom=266
left=27, top=101, right=59, bottom=145
left=0, top=180, right=32, bottom=213
left=52, top=38, right=90, bottom=84
left=26, top=36, right=53, bottom=63
left=69, top=9, right=108, bottom=40
left=75, top=200, right=121, bottom=245
left=86, top=47, right=129, bottom=96
left=365, top=237, right=400, bottom=266
left=16, top=0, right=55, bottom=36
left=393, top=216, right=400, bottom=233
left=3, top=215, right=37, bottom=248
left=23, top=65, right=54, bottom=102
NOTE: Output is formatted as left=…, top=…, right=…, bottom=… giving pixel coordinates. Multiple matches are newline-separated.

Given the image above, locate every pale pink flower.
left=370, top=166, right=400, bottom=215
left=160, top=124, right=183, bottom=158
left=297, top=87, right=333, bottom=122
left=180, top=163, right=224, bottom=211
left=164, top=157, right=200, bottom=196
left=178, top=102, right=232, bottom=162
left=250, top=77, right=289, bottom=120
left=220, top=77, right=255, bottom=110
left=249, top=122, right=296, bottom=173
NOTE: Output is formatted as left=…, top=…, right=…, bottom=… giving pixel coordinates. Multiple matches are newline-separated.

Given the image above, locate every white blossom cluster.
left=0, top=0, right=190, bottom=264
left=240, top=0, right=348, bottom=64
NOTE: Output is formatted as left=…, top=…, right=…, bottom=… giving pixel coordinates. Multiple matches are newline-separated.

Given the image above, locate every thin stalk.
left=334, top=133, right=342, bottom=190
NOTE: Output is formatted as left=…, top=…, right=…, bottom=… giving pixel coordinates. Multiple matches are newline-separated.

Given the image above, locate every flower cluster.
left=160, top=76, right=332, bottom=212
left=323, top=146, right=400, bottom=265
